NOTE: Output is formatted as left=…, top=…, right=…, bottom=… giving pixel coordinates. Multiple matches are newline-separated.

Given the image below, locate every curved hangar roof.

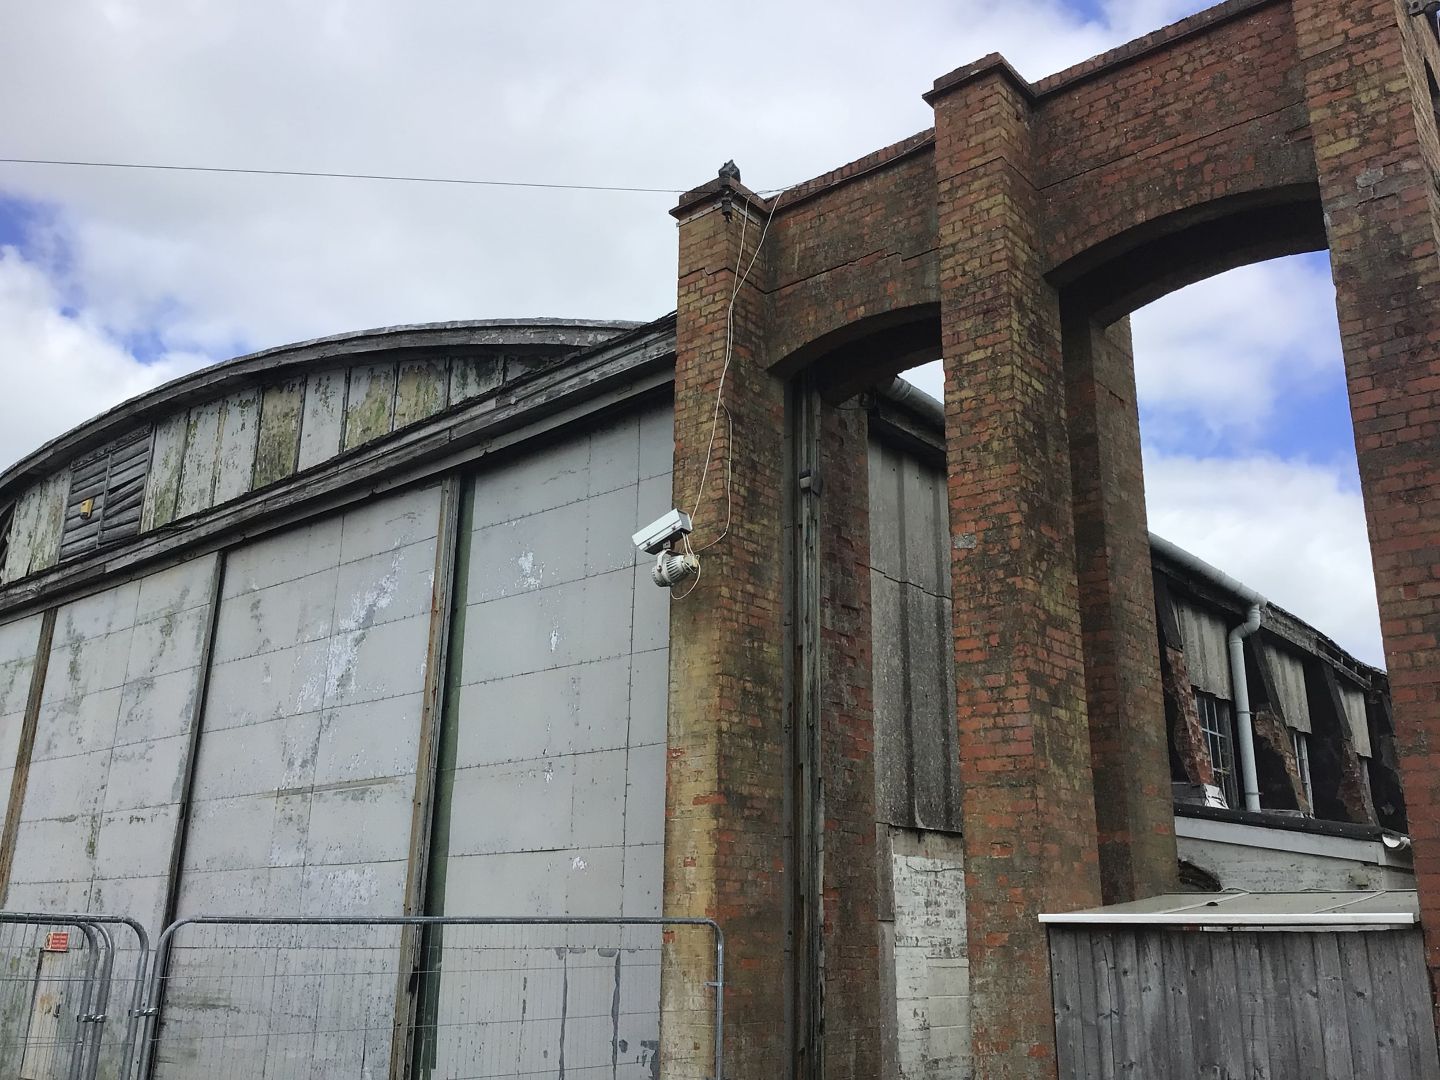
left=0, top=316, right=674, bottom=598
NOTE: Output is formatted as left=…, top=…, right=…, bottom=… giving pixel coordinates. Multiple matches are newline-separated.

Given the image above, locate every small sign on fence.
left=42, top=931, right=69, bottom=952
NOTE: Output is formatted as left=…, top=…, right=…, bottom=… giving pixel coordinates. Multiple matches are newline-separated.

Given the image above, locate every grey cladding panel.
left=429, top=402, right=672, bottom=1077
left=868, top=436, right=960, bottom=832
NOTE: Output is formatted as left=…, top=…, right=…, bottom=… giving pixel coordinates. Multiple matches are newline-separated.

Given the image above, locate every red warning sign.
left=43, top=932, right=69, bottom=953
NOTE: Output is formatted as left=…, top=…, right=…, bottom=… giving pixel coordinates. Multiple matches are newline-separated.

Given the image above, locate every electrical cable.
left=687, top=190, right=784, bottom=556
left=0, top=156, right=793, bottom=196
left=669, top=532, right=704, bottom=601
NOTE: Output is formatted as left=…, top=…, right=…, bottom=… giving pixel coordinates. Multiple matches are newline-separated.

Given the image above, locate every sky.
left=0, top=0, right=1383, bottom=665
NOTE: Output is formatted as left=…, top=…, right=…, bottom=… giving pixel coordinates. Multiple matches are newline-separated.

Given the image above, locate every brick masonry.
left=666, top=0, right=1440, bottom=1075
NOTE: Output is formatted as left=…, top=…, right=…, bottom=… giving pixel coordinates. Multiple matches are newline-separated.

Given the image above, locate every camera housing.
left=632, top=509, right=693, bottom=555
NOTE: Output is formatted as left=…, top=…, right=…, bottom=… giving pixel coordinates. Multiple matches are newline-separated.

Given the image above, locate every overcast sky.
left=0, top=0, right=1383, bottom=664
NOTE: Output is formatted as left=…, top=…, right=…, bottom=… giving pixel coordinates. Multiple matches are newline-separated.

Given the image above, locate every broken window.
left=58, top=428, right=152, bottom=561
left=1196, top=690, right=1238, bottom=809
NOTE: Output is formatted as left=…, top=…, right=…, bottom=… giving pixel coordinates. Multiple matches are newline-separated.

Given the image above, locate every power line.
left=0, top=156, right=695, bottom=195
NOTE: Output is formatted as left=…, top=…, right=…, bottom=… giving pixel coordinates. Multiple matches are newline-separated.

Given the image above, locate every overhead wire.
left=0, top=156, right=793, bottom=196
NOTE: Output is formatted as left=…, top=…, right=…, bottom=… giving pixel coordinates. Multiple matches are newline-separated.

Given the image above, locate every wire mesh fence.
left=0, top=914, right=109, bottom=1080
left=140, top=916, right=723, bottom=1080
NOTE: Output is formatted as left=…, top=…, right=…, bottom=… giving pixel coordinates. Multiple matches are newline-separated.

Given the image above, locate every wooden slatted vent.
left=59, top=428, right=153, bottom=560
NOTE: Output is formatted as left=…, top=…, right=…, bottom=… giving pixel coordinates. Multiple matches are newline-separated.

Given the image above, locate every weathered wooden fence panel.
left=1050, top=927, right=1440, bottom=1079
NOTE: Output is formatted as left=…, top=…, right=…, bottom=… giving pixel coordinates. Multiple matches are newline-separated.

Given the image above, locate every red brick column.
left=1295, top=0, right=1440, bottom=1022
left=928, top=60, right=1103, bottom=1079
left=1063, top=313, right=1177, bottom=904
left=817, top=403, right=882, bottom=1080
left=664, top=180, right=791, bottom=1079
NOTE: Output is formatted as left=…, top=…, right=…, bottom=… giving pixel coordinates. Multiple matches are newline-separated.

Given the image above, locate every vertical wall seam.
left=157, top=550, right=227, bottom=933
left=0, top=607, right=57, bottom=905
left=388, top=475, right=463, bottom=1080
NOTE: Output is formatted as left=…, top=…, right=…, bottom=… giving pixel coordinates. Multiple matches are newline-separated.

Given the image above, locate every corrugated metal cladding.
left=1175, top=597, right=1233, bottom=699
left=1267, top=642, right=1311, bottom=733
left=867, top=438, right=960, bottom=833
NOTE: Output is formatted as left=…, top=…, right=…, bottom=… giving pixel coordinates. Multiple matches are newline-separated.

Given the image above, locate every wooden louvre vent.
left=58, top=428, right=153, bottom=560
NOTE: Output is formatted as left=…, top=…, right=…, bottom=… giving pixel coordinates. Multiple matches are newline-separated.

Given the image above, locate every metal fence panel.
left=0, top=915, right=109, bottom=1080
left=141, top=916, right=722, bottom=1080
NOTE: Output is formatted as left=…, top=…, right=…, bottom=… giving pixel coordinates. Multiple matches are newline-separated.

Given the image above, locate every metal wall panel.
left=0, top=614, right=44, bottom=846
left=867, top=438, right=960, bottom=832
left=178, top=484, right=442, bottom=918
left=1267, top=642, right=1311, bottom=733
left=152, top=487, right=441, bottom=1080
left=424, top=403, right=673, bottom=1079
left=5, top=556, right=218, bottom=929
left=1176, top=597, right=1233, bottom=699
left=1339, top=681, right=1373, bottom=758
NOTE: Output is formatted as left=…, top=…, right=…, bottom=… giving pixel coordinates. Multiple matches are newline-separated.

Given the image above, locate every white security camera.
left=633, top=509, right=699, bottom=589
left=632, top=509, right=693, bottom=555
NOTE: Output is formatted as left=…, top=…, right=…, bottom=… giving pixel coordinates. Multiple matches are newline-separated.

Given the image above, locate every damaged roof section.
left=1152, top=540, right=1402, bottom=834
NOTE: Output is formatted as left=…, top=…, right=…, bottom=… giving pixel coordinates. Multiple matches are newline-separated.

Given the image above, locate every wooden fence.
left=1049, top=926, right=1439, bottom=1079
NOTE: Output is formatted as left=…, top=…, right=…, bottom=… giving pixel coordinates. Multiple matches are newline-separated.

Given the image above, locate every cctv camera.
left=632, top=509, right=693, bottom=555
left=1407, top=0, right=1440, bottom=16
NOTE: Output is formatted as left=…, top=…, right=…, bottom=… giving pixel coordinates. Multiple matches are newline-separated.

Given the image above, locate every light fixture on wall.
left=632, top=509, right=699, bottom=589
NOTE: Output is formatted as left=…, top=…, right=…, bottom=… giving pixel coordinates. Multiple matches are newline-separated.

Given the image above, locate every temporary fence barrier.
left=0, top=913, right=112, bottom=1080
left=137, top=915, right=723, bottom=1080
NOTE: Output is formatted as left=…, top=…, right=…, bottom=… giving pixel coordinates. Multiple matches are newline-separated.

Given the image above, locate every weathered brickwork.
left=929, top=68, right=1104, bottom=1077
left=1292, top=0, right=1440, bottom=1018
left=1064, top=316, right=1177, bottom=905
left=665, top=0, right=1440, bottom=1075
left=664, top=189, right=791, bottom=1080
left=817, top=404, right=883, bottom=1080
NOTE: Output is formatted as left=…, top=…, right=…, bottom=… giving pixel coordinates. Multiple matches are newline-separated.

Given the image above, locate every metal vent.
left=58, top=429, right=153, bottom=561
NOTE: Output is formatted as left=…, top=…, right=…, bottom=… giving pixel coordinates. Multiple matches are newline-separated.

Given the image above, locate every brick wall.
left=930, top=66, right=1103, bottom=1079
left=817, top=403, right=883, bottom=1080
left=1293, top=0, right=1440, bottom=1016
left=665, top=187, right=792, bottom=1080
left=665, top=0, right=1440, bottom=1072
left=1064, top=315, right=1178, bottom=904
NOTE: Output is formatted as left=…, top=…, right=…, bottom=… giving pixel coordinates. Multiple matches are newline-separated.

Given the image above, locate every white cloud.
left=0, top=246, right=206, bottom=473
left=1129, top=255, right=1341, bottom=453
left=0, top=0, right=1201, bottom=361
left=1144, top=451, right=1382, bottom=666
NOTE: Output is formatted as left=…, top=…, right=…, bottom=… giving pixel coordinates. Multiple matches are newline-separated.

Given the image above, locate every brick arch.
left=772, top=303, right=941, bottom=400
left=1049, top=183, right=1327, bottom=325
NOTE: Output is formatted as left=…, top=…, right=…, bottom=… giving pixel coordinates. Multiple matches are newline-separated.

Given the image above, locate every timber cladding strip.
left=668, top=0, right=1440, bottom=1077
left=1049, top=925, right=1440, bottom=1079
left=0, top=321, right=638, bottom=589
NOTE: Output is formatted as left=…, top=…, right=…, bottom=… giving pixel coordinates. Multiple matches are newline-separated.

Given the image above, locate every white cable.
left=670, top=532, right=704, bottom=600
left=688, top=191, right=784, bottom=552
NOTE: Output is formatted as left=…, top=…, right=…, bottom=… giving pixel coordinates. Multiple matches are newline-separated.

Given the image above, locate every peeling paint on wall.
left=344, top=363, right=398, bottom=451
left=252, top=379, right=305, bottom=489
